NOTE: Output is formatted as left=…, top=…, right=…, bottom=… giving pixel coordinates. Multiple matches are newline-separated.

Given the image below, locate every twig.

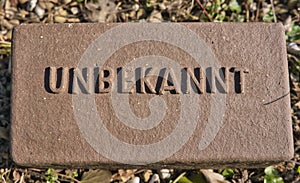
left=26, top=169, right=80, bottom=183
left=0, top=41, right=11, bottom=46
left=28, top=168, right=42, bottom=172
left=255, top=0, right=261, bottom=21
left=195, top=0, right=213, bottom=22
left=270, top=0, right=277, bottom=22
left=1, top=169, right=11, bottom=183
left=134, top=169, right=146, bottom=174
left=1, top=176, right=6, bottom=183
left=289, top=160, right=300, bottom=165
left=173, top=172, right=186, bottom=183
left=245, top=2, right=250, bottom=22
left=0, top=34, right=5, bottom=42
left=187, top=0, right=194, bottom=14
left=57, top=173, right=81, bottom=183
left=19, top=172, right=25, bottom=183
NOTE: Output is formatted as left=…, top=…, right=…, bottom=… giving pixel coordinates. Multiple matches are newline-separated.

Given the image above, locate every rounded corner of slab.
left=10, top=149, right=28, bottom=167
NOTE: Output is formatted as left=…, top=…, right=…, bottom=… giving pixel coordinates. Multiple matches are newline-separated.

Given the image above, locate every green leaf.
left=45, top=168, right=58, bottom=183
left=81, top=170, right=112, bottom=183
left=222, top=169, right=234, bottom=178
left=264, top=166, right=278, bottom=176
left=146, top=1, right=154, bottom=8
left=297, top=166, right=300, bottom=174
left=263, top=10, right=274, bottom=22
left=229, top=0, right=242, bottom=13
left=188, top=173, right=207, bottom=183
left=264, top=175, right=284, bottom=183
left=6, top=85, right=11, bottom=92
left=286, top=24, right=300, bottom=42
left=178, top=176, right=193, bottom=183
left=73, top=171, right=79, bottom=177
left=264, top=166, right=284, bottom=183
left=46, top=168, right=55, bottom=175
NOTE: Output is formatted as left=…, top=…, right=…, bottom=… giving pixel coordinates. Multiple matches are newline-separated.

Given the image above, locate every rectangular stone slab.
left=11, top=23, right=293, bottom=168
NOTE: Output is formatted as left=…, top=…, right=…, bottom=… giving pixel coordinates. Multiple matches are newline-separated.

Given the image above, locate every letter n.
left=73, top=68, right=93, bottom=94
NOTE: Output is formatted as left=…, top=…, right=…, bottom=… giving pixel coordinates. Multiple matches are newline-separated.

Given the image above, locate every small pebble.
left=149, top=174, right=160, bottom=183
left=137, top=9, right=145, bottom=19
left=67, top=18, right=80, bottom=23
left=4, top=30, right=12, bottom=40
left=39, top=1, right=54, bottom=10
left=18, top=9, right=29, bottom=18
left=54, top=16, right=67, bottom=23
left=128, top=177, right=140, bottom=183
left=18, top=0, right=28, bottom=4
left=289, top=42, right=300, bottom=51
left=160, top=169, right=170, bottom=179
left=57, top=8, right=68, bottom=16
left=1, top=19, right=13, bottom=30
left=132, top=4, right=139, bottom=11
left=9, top=19, right=20, bottom=26
left=35, top=5, right=45, bottom=19
left=69, top=1, right=78, bottom=6
left=159, top=3, right=166, bottom=10
left=27, top=0, right=37, bottom=11
left=63, top=0, right=72, bottom=4
left=70, top=7, right=79, bottom=14
left=129, top=10, right=136, bottom=18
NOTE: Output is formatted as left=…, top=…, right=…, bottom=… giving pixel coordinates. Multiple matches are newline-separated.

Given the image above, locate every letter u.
left=48, top=67, right=69, bottom=93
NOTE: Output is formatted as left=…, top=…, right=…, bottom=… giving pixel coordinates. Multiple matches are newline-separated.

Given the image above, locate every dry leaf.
left=149, top=174, right=160, bottom=183
left=0, top=127, right=9, bottom=140
left=13, top=169, right=21, bottom=181
left=143, top=170, right=152, bottom=182
left=200, top=169, right=230, bottom=183
left=148, top=10, right=162, bottom=22
left=84, top=0, right=116, bottom=22
left=81, top=169, right=112, bottom=183
left=118, top=169, right=136, bottom=182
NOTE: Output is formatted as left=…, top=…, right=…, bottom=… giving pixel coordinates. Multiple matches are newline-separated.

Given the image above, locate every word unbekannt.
left=44, top=66, right=249, bottom=94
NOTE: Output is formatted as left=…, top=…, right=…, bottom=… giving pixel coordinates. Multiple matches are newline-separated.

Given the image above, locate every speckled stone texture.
left=11, top=23, right=293, bottom=168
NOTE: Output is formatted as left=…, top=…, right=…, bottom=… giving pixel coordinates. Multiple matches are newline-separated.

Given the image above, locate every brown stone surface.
left=11, top=23, right=293, bottom=168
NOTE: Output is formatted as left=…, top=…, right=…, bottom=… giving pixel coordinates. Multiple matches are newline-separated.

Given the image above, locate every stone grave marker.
left=10, top=23, right=293, bottom=168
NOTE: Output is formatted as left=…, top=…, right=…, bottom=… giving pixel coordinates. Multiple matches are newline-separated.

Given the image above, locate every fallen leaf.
left=178, top=176, right=193, bottom=183
left=118, top=169, right=136, bottom=182
left=148, top=10, right=162, bottom=22
left=178, top=172, right=206, bottom=183
left=188, top=173, right=207, bottom=183
left=201, top=169, right=230, bottom=183
left=143, top=170, right=152, bottom=182
left=12, top=169, right=20, bottom=181
left=81, top=169, right=112, bottom=183
left=0, top=127, right=9, bottom=140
